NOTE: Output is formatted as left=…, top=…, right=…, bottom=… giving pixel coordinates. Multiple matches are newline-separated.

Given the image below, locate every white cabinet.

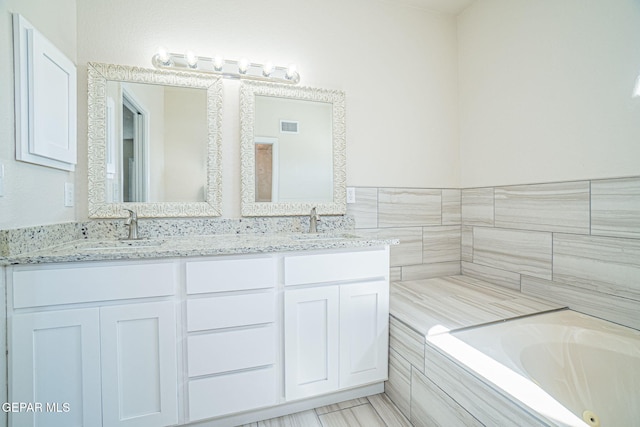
left=283, top=248, right=390, bottom=401
left=284, top=285, right=340, bottom=400
left=8, top=246, right=390, bottom=426
left=339, top=280, right=389, bottom=388
left=100, top=302, right=178, bottom=427
left=9, top=261, right=178, bottom=427
left=185, top=256, right=278, bottom=422
left=11, top=309, right=102, bottom=427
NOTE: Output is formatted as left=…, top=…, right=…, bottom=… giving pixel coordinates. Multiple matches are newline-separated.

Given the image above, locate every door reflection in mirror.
left=254, top=96, right=333, bottom=203
left=255, top=137, right=279, bottom=202
left=105, top=81, right=208, bottom=203
left=122, top=91, right=147, bottom=202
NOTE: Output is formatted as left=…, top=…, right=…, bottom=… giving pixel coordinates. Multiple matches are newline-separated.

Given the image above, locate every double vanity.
left=2, top=54, right=389, bottom=426
left=4, top=231, right=395, bottom=427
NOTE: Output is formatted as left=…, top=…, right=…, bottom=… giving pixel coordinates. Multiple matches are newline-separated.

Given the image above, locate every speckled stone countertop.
left=3, top=232, right=398, bottom=265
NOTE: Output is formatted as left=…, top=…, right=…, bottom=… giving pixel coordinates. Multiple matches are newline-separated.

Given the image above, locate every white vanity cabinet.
left=11, top=308, right=103, bottom=427
left=184, top=256, right=278, bottom=422
left=8, top=261, right=179, bottom=427
left=283, top=248, right=390, bottom=401
left=6, top=243, right=391, bottom=426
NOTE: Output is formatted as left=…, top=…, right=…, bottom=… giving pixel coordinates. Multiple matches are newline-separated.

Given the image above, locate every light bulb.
left=157, top=46, right=171, bottom=65
left=263, top=61, right=274, bottom=77
left=213, top=55, right=224, bottom=71
left=238, top=57, right=249, bottom=74
left=286, top=63, right=298, bottom=80
left=185, top=50, right=198, bottom=68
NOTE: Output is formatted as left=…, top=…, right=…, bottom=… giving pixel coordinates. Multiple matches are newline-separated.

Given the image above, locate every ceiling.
left=382, top=0, right=477, bottom=15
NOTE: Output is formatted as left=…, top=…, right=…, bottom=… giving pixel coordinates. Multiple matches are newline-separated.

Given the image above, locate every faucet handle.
left=125, top=209, right=137, bottom=221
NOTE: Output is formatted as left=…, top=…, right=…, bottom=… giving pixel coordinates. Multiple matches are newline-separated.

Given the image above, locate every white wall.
left=0, top=0, right=77, bottom=229
left=163, top=87, right=208, bottom=202
left=254, top=97, right=334, bottom=202
left=458, top=0, right=640, bottom=187
left=76, top=0, right=460, bottom=218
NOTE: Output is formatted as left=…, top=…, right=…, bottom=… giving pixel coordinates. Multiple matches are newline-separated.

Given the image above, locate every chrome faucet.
left=124, top=209, right=139, bottom=240
left=309, top=207, right=320, bottom=233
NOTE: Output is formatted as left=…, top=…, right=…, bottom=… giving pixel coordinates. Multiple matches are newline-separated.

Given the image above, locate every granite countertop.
left=2, top=232, right=398, bottom=265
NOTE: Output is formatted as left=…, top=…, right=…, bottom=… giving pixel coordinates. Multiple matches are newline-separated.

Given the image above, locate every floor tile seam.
left=367, top=394, right=413, bottom=427
left=314, top=402, right=371, bottom=416
left=365, top=396, right=391, bottom=427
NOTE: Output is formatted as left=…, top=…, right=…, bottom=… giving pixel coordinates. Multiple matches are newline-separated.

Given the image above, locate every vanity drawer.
left=284, top=248, right=389, bottom=286
left=187, top=292, right=275, bottom=332
left=12, top=262, right=176, bottom=308
left=188, top=366, right=277, bottom=421
left=186, top=257, right=276, bottom=294
left=187, top=325, right=276, bottom=377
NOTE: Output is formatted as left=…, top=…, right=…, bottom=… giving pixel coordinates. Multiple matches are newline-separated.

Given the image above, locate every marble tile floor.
left=238, top=393, right=412, bottom=427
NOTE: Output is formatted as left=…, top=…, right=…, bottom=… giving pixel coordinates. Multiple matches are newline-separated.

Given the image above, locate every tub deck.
left=387, top=275, right=571, bottom=426
left=390, top=275, right=565, bottom=337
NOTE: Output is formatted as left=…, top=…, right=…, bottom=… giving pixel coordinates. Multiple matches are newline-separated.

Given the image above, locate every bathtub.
left=427, top=310, right=640, bottom=427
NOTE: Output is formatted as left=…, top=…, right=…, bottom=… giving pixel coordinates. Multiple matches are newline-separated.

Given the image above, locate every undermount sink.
left=74, top=239, right=165, bottom=251
left=291, top=233, right=359, bottom=241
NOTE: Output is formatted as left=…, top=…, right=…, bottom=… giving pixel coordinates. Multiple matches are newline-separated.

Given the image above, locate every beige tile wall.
left=347, top=187, right=461, bottom=281
left=348, top=178, right=640, bottom=329
left=461, top=177, right=640, bottom=330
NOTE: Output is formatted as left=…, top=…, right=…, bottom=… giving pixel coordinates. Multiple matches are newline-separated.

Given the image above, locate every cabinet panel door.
left=284, top=248, right=389, bottom=286
left=187, top=325, right=276, bottom=377
left=13, top=262, right=176, bottom=308
left=187, top=291, right=275, bottom=331
left=186, top=256, right=276, bottom=294
left=188, top=367, right=277, bottom=421
left=11, top=309, right=102, bottom=427
left=100, top=301, right=178, bottom=427
left=284, top=285, right=339, bottom=400
left=339, top=280, right=389, bottom=388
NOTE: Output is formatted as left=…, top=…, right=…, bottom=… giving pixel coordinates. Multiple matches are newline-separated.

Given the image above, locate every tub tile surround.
left=460, top=176, right=640, bottom=330
left=494, top=181, right=591, bottom=234
left=386, top=276, right=566, bottom=427
left=472, top=227, right=552, bottom=280
left=390, top=276, right=563, bottom=337
left=347, top=187, right=462, bottom=281
left=591, top=177, right=640, bottom=239
left=378, top=189, right=442, bottom=227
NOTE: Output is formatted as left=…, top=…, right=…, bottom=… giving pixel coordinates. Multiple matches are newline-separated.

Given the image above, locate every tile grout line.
left=366, top=396, right=391, bottom=427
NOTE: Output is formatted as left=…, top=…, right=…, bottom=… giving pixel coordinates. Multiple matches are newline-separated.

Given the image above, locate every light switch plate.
left=64, top=182, right=74, bottom=207
left=346, top=187, right=356, bottom=204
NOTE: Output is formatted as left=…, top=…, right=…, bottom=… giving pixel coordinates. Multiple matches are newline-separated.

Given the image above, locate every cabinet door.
left=11, top=309, right=102, bottom=427
left=339, top=280, right=389, bottom=388
left=100, top=301, right=178, bottom=427
left=284, top=285, right=339, bottom=400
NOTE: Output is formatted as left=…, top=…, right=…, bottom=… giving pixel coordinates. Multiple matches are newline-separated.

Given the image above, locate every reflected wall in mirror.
left=240, top=81, right=346, bottom=216
left=88, top=62, right=222, bottom=218
left=107, top=82, right=207, bottom=203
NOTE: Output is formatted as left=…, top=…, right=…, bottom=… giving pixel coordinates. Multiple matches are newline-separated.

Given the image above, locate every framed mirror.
left=240, top=81, right=346, bottom=216
left=87, top=62, right=222, bottom=218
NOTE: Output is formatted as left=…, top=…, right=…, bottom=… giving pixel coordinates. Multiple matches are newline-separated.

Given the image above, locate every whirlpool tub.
left=428, top=310, right=640, bottom=427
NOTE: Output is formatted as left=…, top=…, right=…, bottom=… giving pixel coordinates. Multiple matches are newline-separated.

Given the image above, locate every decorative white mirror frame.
left=240, top=81, right=346, bottom=216
left=87, top=62, right=223, bottom=218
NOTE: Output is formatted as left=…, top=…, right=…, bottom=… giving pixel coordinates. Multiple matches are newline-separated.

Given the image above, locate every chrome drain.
left=582, top=410, right=600, bottom=427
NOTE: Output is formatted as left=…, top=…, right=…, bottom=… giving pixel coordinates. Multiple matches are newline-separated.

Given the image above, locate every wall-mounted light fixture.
left=152, top=47, right=300, bottom=84
left=634, top=74, right=640, bottom=98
